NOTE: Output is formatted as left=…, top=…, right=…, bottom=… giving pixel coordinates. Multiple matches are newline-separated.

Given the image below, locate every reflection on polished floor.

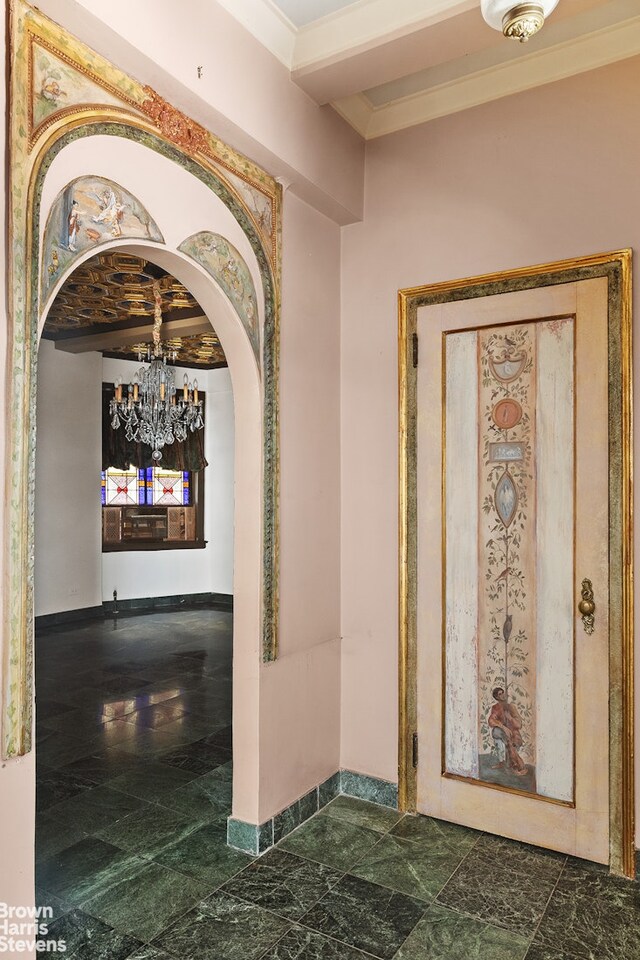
left=36, top=611, right=640, bottom=960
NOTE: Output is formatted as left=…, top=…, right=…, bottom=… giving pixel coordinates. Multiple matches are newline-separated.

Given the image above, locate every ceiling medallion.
left=481, top=0, right=559, bottom=42
left=503, top=3, right=544, bottom=41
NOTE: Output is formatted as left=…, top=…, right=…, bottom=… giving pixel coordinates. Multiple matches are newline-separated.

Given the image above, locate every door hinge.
left=412, top=732, right=419, bottom=768
left=412, top=332, right=418, bottom=368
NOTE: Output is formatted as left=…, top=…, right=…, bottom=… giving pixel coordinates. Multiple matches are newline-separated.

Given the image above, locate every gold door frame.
left=398, top=251, right=634, bottom=878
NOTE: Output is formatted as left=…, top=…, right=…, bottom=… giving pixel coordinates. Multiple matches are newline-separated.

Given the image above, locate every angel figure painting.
left=41, top=176, right=163, bottom=302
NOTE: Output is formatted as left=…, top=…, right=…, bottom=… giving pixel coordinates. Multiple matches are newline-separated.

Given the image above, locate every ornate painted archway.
left=5, top=0, right=282, bottom=757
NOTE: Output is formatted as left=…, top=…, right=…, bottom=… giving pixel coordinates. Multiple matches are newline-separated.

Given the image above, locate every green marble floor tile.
left=394, top=903, right=529, bottom=960
left=121, top=701, right=191, bottom=729
left=82, top=862, right=209, bottom=942
left=259, top=926, right=371, bottom=959
left=436, top=849, right=558, bottom=938
left=532, top=890, right=640, bottom=959
left=60, top=751, right=141, bottom=785
left=470, top=834, right=566, bottom=882
left=158, top=739, right=232, bottom=776
left=301, top=873, right=426, bottom=959
left=36, top=888, right=72, bottom=925
left=152, top=891, right=291, bottom=960
left=221, top=849, right=341, bottom=920
left=157, top=770, right=232, bottom=819
left=116, top=729, right=188, bottom=759
left=96, top=803, right=204, bottom=859
left=278, top=814, right=381, bottom=871
left=153, top=819, right=253, bottom=886
left=36, top=811, right=89, bottom=863
left=37, top=733, right=101, bottom=768
left=554, top=860, right=640, bottom=910
left=47, top=784, right=151, bottom=834
left=79, top=720, right=145, bottom=749
left=37, top=837, right=147, bottom=907
left=45, top=908, right=142, bottom=960
left=320, top=796, right=402, bottom=834
left=523, top=947, right=584, bottom=960
left=125, top=948, right=175, bottom=960
left=209, top=759, right=233, bottom=781
left=350, top=832, right=463, bottom=901
left=390, top=815, right=480, bottom=855
left=36, top=699, right=75, bottom=722
left=36, top=767, right=95, bottom=812
left=108, top=761, right=200, bottom=802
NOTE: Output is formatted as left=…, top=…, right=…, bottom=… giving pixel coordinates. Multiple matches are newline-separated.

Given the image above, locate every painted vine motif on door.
left=478, top=325, right=535, bottom=791
left=444, top=317, right=575, bottom=803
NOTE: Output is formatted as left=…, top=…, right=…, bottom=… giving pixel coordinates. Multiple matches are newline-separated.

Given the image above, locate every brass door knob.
left=579, top=579, right=595, bottom=634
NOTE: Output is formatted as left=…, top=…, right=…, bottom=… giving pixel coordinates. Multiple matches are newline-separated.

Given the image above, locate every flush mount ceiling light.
left=481, top=0, right=560, bottom=42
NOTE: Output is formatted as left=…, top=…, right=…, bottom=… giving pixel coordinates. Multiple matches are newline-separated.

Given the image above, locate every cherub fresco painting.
left=41, top=176, right=163, bottom=301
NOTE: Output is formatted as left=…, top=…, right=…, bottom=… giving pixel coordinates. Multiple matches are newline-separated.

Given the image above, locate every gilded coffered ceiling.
left=42, top=250, right=227, bottom=369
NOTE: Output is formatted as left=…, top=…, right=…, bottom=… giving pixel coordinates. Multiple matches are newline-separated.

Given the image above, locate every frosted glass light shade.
left=481, top=0, right=560, bottom=39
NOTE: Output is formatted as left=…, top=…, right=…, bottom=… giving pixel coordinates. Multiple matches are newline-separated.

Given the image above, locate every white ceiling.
left=268, top=0, right=361, bottom=28
left=218, top=0, right=640, bottom=138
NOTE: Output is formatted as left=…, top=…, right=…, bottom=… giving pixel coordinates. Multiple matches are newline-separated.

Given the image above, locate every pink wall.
left=259, top=191, right=342, bottom=820
left=340, top=55, right=640, bottom=842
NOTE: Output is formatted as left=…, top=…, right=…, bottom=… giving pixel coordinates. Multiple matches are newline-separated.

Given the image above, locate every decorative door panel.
left=444, top=318, right=574, bottom=803
left=415, top=279, right=611, bottom=863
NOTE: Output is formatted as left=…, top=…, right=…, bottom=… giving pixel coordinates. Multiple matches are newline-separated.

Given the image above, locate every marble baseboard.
left=35, top=605, right=105, bottom=631
left=106, top=592, right=233, bottom=616
left=35, top=593, right=233, bottom=631
left=227, top=769, right=398, bottom=855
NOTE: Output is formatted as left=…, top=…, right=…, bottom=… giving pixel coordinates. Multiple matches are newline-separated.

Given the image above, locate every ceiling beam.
left=333, top=6, right=640, bottom=138
left=53, top=315, right=213, bottom=354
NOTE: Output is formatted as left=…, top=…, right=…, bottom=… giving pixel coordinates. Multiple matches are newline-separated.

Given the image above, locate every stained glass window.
left=103, top=466, right=190, bottom=506
left=149, top=468, right=186, bottom=506
left=104, top=467, right=144, bottom=506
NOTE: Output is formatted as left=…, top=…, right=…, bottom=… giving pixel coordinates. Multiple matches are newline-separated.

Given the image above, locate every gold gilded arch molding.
left=4, top=0, right=282, bottom=757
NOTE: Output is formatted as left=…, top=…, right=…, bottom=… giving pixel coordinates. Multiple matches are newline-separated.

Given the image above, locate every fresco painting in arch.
left=444, top=318, right=575, bottom=803
left=41, top=176, right=164, bottom=302
left=31, top=41, right=126, bottom=135
left=179, top=231, right=260, bottom=361
left=5, top=0, right=282, bottom=758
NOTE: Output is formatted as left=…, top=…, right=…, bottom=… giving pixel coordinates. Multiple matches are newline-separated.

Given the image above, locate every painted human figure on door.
left=488, top=687, right=526, bottom=775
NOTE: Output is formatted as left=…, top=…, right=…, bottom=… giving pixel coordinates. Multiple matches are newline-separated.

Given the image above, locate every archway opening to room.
left=32, top=246, right=257, bottom=932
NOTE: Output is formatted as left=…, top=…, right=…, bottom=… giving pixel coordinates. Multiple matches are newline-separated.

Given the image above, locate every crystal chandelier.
left=110, top=280, right=204, bottom=461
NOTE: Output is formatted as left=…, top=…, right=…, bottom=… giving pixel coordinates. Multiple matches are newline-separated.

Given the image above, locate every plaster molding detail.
left=140, top=87, right=210, bottom=155
left=333, top=12, right=640, bottom=138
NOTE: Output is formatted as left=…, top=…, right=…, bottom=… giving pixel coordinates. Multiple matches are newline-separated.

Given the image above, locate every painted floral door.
left=416, top=279, right=609, bottom=862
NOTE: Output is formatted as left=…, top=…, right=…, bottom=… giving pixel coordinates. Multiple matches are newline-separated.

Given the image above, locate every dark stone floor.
left=36, top=611, right=640, bottom=959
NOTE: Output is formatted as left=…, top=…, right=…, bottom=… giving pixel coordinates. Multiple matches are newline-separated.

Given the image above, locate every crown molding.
left=333, top=13, right=640, bottom=138
left=215, top=0, right=297, bottom=67
left=331, top=93, right=373, bottom=137
left=293, top=0, right=477, bottom=70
